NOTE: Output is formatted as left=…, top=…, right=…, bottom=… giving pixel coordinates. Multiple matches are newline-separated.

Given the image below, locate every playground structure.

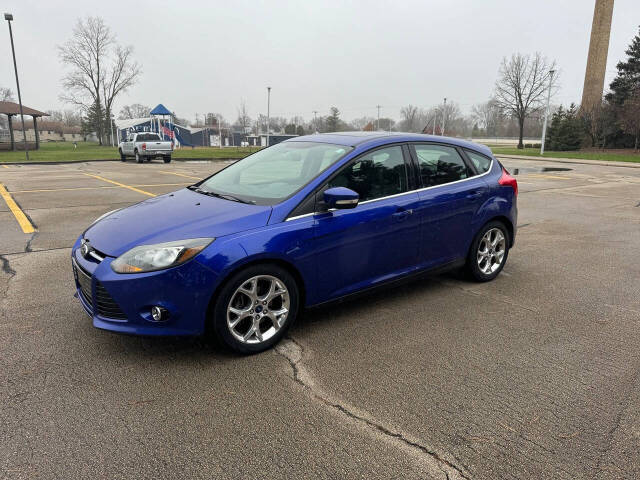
left=115, top=104, right=195, bottom=148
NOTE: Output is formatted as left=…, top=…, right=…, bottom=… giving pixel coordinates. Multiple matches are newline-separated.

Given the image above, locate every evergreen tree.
left=606, top=26, right=640, bottom=105
left=545, top=104, right=584, bottom=151
left=326, top=107, right=341, bottom=132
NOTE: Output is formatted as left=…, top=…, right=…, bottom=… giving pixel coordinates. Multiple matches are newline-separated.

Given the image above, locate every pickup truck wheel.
left=119, top=149, right=126, bottom=161
left=163, top=156, right=172, bottom=163
left=135, top=151, right=143, bottom=163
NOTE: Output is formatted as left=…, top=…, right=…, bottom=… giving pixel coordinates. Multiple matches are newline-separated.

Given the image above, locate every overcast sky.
left=1, top=0, right=639, bottom=124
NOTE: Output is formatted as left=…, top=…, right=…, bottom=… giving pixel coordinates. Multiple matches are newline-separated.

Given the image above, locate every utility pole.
left=5, top=13, right=29, bottom=160
left=266, top=86, right=271, bottom=147
left=441, top=98, right=447, bottom=136
left=313, top=110, right=318, bottom=133
left=376, top=105, right=381, bottom=131
left=109, top=113, right=115, bottom=147
left=540, top=70, right=556, bottom=156
left=218, top=114, right=222, bottom=148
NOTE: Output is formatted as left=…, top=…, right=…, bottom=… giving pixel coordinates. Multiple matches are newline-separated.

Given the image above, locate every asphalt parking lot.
left=1, top=157, right=639, bottom=479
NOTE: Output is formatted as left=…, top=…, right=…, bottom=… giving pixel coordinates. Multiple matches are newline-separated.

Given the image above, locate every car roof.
left=286, top=131, right=493, bottom=157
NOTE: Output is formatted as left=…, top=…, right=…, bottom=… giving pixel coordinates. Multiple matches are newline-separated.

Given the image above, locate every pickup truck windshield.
left=197, top=142, right=352, bottom=205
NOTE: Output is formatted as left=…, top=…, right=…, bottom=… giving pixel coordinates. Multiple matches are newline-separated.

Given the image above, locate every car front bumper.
left=71, top=238, right=218, bottom=336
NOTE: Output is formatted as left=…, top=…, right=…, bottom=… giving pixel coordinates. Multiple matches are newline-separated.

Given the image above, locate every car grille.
left=73, top=259, right=127, bottom=320
left=73, top=260, right=93, bottom=308
left=95, top=281, right=127, bottom=319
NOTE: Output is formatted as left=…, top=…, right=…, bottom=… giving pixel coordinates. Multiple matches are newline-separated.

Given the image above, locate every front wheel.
left=163, top=155, right=171, bottom=163
left=135, top=151, right=143, bottom=163
left=465, top=221, right=509, bottom=282
left=209, top=264, right=299, bottom=354
left=119, top=149, right=126, bottom=161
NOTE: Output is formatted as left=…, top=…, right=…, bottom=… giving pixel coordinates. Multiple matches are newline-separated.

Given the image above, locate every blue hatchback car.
left=72, top=132, right=517, bottom=353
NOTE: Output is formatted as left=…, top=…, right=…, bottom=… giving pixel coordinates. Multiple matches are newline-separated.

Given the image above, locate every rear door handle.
left=466, top=191, right=482, bottom=200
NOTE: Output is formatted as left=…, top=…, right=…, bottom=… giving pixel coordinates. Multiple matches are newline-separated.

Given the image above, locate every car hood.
left=84, top=188, right=272, bottom=257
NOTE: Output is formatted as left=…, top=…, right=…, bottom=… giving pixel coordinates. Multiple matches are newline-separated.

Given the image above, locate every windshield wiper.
left=188, top=185, right=255, bottom=204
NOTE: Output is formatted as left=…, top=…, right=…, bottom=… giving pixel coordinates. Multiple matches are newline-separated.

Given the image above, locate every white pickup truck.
left=119, top=133, right=173, bottom=163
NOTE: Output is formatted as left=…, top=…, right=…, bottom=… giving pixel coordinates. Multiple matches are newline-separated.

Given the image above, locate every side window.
left=413, top=144, right=471, bottom=187
left=465, top=149, right=492, bottom=173
left=328, top=146, right=407, bottom=202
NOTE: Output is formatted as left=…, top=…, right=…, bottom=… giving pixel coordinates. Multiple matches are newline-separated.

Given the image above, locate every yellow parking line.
left=2, top=165, right=9, bottom=169
left=526, top=174, right=571, bottom=180
left=0, top=183, right=36, bottom=233
left=159, top=170, right=202, bottom=180
left=83, top=173, right=156, bottom=197
left=12, top=182, right=190, bottom=194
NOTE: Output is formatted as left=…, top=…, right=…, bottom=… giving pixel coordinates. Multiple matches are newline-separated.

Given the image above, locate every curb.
left=495, top=154, right=640, bottom=169
left=0, top=157, right=238, bottom=166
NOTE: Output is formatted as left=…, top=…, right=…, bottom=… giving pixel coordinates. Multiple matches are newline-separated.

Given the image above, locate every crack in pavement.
left=0, top=255, right=16, bottom=277
left=275, top=337, right=471, bottom=480
left=25, top=232, right=38, bottom=253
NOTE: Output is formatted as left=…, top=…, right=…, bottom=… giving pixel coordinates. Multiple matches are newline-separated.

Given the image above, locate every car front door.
left=410, top=143, right=490, bottom=266
left=313, top=144, right=421, bottom=301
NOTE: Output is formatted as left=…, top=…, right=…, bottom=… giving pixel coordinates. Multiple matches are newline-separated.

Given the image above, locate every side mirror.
left=323, top=187, right=359, bottom=209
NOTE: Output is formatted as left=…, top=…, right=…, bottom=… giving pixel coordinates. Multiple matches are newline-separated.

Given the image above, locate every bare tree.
left=1, top=87, right=14, bottom=102
left=58, top=17, right=140, bottom=144
left=119, top=104, right=151, bottom=119
left=471, top=99, right=503, bottom=137
left=235, top=100, right=251, bottom=133
left=349, top=116, right=375, bottom=130
left=400, top=105, right=420, bottom=132
left=620, top=89, right=640, bottom=151
left=494, top=53, right=558, bottom=148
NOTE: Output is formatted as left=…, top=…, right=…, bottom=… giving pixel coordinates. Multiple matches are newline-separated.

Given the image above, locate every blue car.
left=72, top=132, right=518, bottom=353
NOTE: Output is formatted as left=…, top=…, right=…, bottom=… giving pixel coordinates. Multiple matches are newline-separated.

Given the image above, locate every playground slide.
left=173, top=130, right=193, bottom=147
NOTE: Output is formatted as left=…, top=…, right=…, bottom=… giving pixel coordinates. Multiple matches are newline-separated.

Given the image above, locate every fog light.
left=151, top=306, right=168, bottom=322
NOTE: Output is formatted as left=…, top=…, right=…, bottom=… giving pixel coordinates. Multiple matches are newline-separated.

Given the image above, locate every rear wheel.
left=209, top=264, right=299, bottom=354
left=135, top=150, right=142, bottom=163
left=466, top=221, right=509, bottom=282
left=163, top=155, right=171, bottom=163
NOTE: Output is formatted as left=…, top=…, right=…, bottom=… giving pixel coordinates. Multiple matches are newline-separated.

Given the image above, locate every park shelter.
left=0, top=101, right=49, bottom=150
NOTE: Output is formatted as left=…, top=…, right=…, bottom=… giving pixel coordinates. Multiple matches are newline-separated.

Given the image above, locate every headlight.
left=111, top=238, right=214, bottom=273
left=91, top=208, right=121, bottom=227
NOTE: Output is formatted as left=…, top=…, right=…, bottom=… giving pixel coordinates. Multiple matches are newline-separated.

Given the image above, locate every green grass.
left=0, top=141, right=260, bottom=163
left=490, top=146, right=640, bottom=163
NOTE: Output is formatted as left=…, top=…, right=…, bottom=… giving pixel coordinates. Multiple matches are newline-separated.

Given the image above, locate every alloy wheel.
left=477, top=228, right=506, bottom=275
left=226, top=275, right=290, bottom=344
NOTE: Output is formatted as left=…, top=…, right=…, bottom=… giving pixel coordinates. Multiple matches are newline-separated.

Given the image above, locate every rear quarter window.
left=464, top=149, right=493, bottom=173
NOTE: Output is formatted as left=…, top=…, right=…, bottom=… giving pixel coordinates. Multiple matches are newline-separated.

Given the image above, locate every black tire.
left=135, top=150, right=143, bottom=163
left=163, top=156, right=171, bottom=163
left=119, top=149, right=126, bottom=161
left=209, top=264, right=299, bottom=354
left=465, top=220, right=510, bottom=282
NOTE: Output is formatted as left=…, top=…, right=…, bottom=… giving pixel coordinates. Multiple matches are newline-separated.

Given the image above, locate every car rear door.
left=409, top=143, right=490, bottom=266
left=313, top=144, right=421, bottom=301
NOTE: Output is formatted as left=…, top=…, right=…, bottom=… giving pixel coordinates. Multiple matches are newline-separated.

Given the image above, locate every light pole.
left=266, top=87, right=271, bottom=147
left=5, top=13, right=29, bottom=161
left=441, top=97, right=447, bottom=136
left=376, top=105, right=381, bottom=131
left=313, top=110, right=318, bottom=133
left=540, top=69, right=555, bottom=156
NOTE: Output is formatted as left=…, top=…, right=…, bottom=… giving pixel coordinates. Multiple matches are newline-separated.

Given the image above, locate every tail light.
left=142, top=143, right=147, bottom=151
left=498, top=167, right=518, bottom=196
left=171, top=142, right=174, bottom=151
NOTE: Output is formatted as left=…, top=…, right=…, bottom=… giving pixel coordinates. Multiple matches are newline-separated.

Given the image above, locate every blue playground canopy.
left=150, top=104, right=172, bottom=115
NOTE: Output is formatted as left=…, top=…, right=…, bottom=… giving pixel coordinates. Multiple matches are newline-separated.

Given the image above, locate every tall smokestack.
left=581, top=0, right=615, bottom=111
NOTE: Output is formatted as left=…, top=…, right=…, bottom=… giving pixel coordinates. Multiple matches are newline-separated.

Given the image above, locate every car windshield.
left=196, top=142, right=352, bottom=205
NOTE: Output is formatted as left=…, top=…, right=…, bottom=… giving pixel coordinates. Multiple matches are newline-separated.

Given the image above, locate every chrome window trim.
left=284, top=155, right=494, bottom=222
